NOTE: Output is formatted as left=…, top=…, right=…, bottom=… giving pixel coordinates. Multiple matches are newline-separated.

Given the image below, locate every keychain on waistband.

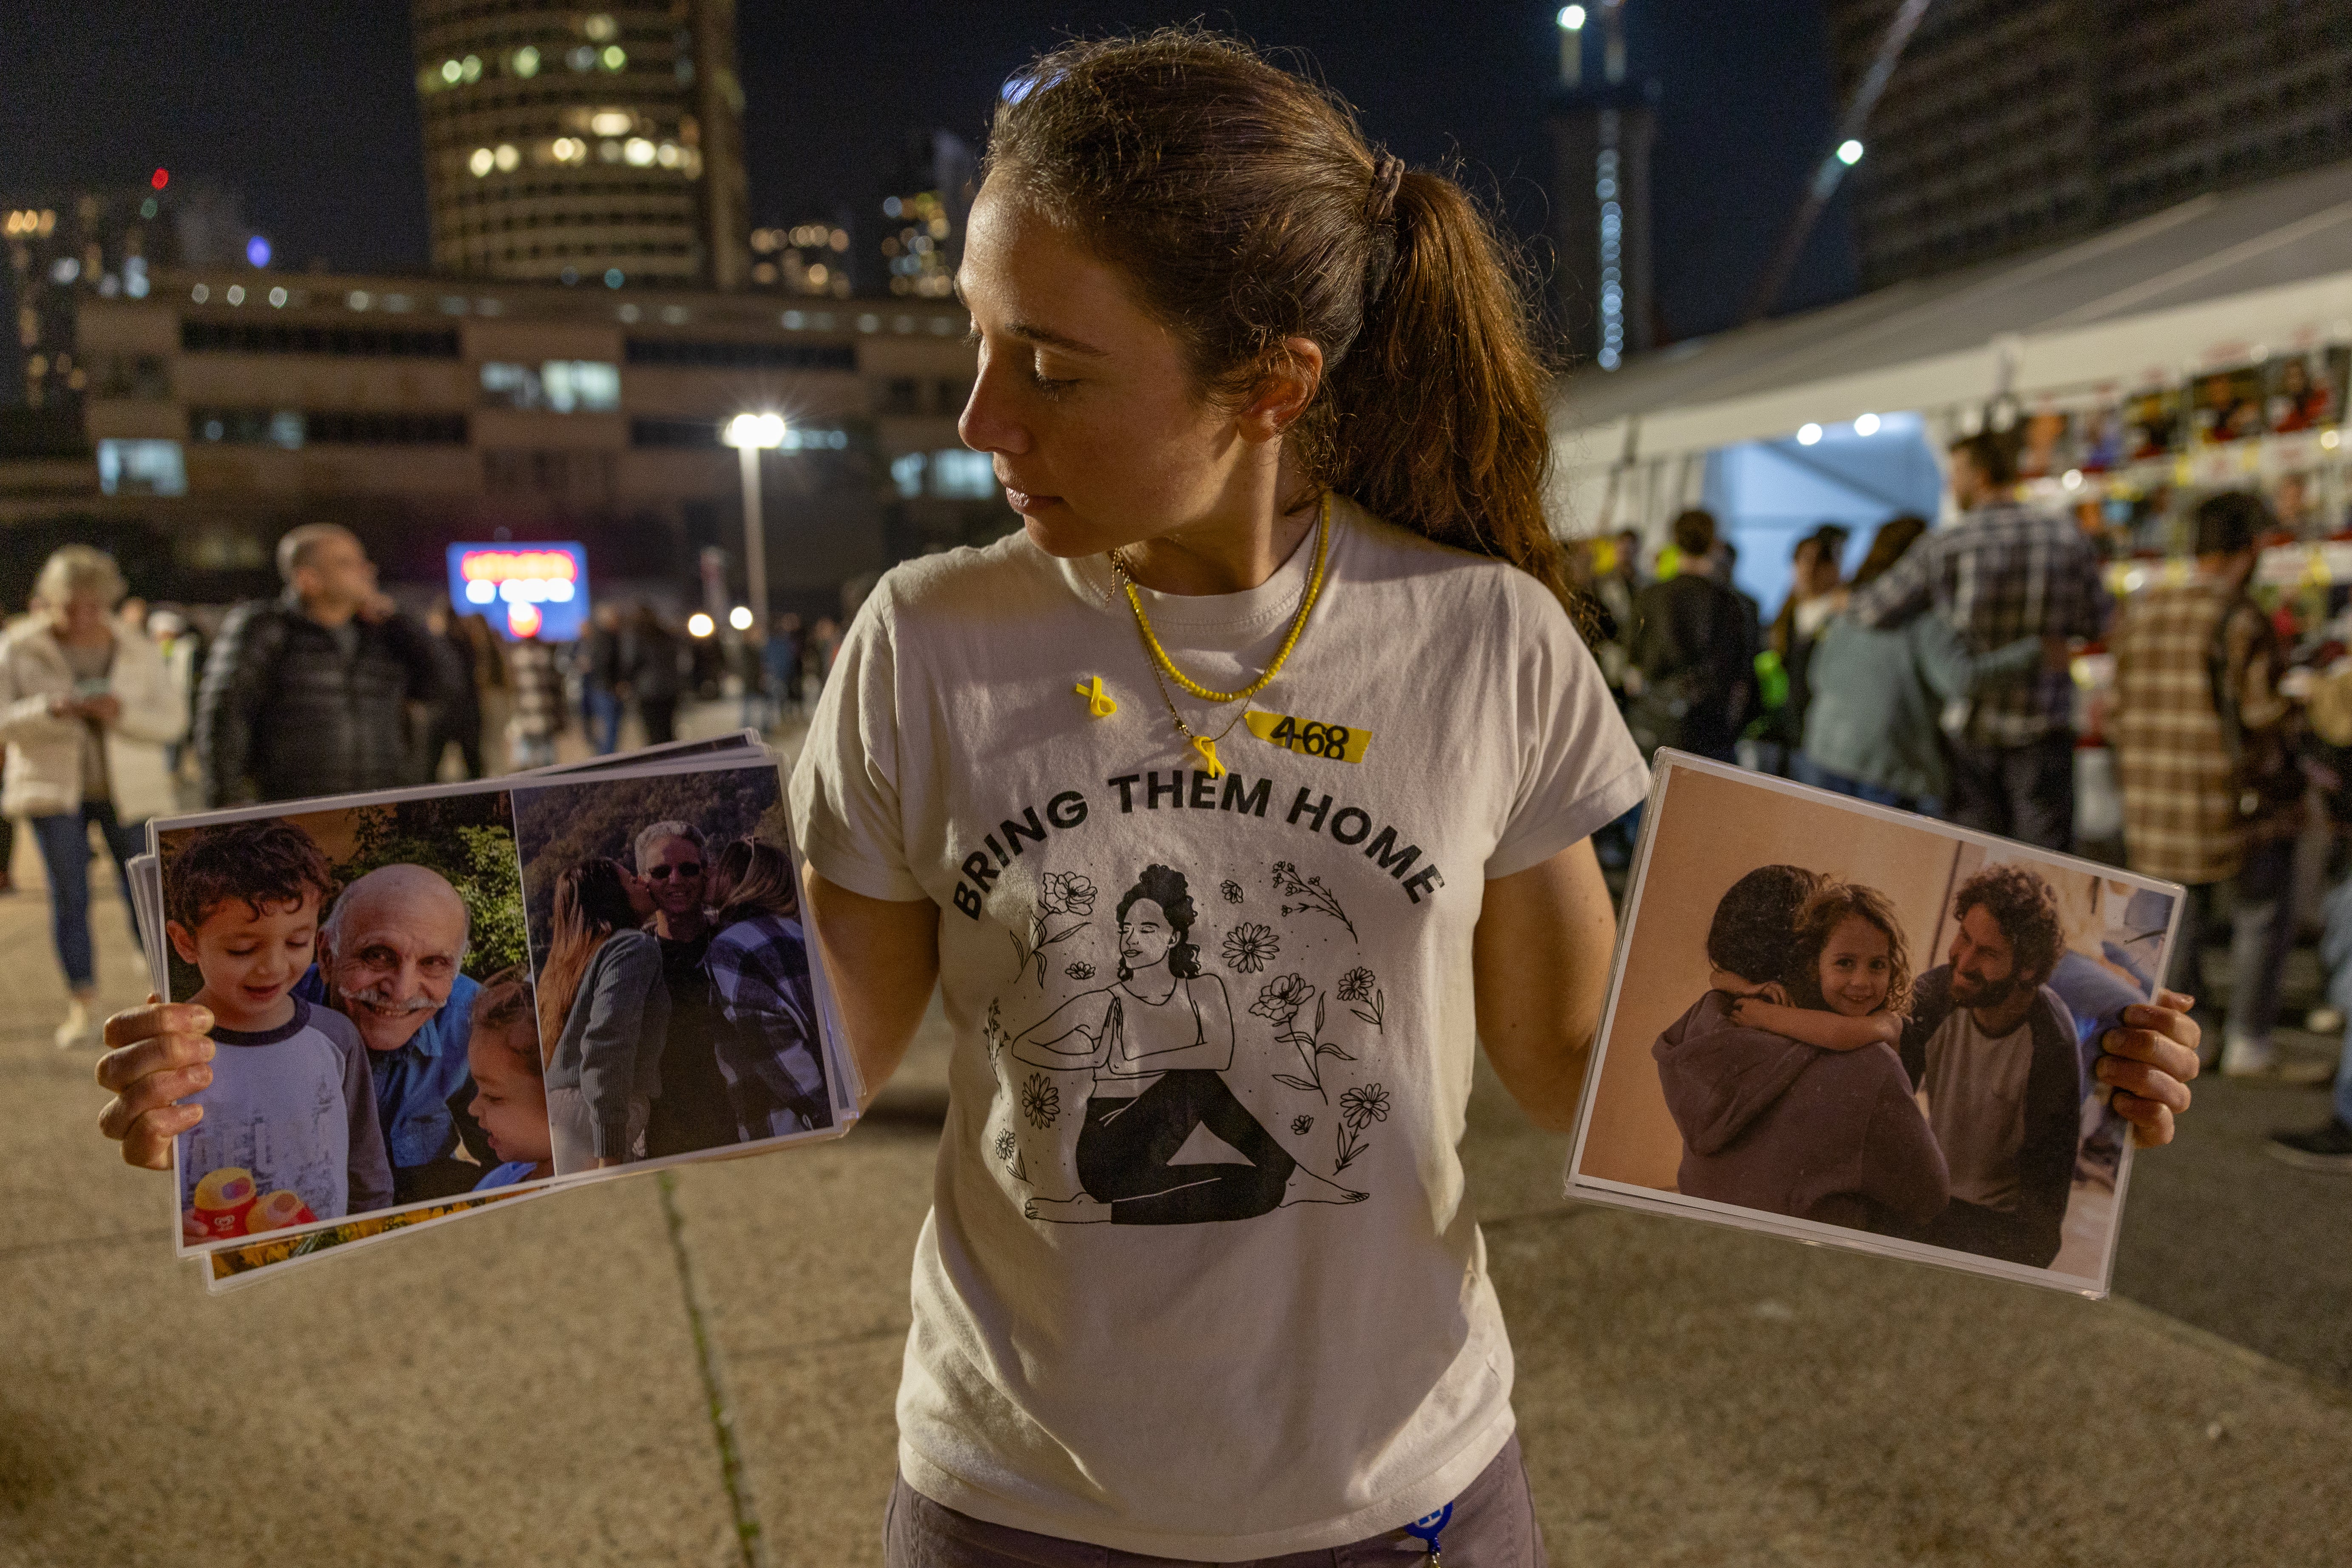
left=1404, top=1501, right=1454, bottom=1566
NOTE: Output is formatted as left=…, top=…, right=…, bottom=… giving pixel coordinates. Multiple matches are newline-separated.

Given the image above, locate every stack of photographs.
left=1567, top=754, right=2183, bottom=1298
left=124, top=731, right=858, bottom=1292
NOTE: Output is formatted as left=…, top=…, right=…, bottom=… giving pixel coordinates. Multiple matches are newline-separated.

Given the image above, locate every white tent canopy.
left=1552, top=159, right=2352, bottom=538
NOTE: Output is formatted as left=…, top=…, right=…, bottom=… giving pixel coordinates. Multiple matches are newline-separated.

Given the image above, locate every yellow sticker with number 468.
left=1245, top=710, right=1373, bottom=763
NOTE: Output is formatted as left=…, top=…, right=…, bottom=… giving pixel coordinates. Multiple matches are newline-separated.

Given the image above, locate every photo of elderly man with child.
left=511, top=762, right=827, bottom=1178
left=158, top=791, right=549, bottom=1247
left=1579, top=763, right=2176, bottom=1284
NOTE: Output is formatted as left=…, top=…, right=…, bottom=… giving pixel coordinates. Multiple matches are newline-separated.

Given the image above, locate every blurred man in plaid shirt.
left=1847, top=430, right=2110, bottom=850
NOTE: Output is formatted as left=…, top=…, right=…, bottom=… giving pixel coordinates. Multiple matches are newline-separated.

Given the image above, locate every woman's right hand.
left=95, top=998, right=216, bottom=1169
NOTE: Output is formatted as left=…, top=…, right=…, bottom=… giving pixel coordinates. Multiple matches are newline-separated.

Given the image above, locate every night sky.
left=1, top=0, right=1854, bottom=350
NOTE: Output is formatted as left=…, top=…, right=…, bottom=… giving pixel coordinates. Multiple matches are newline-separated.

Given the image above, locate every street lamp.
left=1556, top=6, right=1585, bottom=90
left=721, top=411, right=786, bottom=635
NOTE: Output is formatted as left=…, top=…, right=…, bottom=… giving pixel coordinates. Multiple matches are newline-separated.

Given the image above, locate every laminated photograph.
left=152, top=751, right=858, bottom=1263
left=1567, top=753, right=2182, bottom=1298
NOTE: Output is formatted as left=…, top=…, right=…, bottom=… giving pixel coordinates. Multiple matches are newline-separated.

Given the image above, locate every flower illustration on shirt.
left=1221, top=922, right=1280, bottom=974
left=1291, top=1113, right=1314, bottom=1136
left=982, top=998, right=1007, bottom=1063
left=1220, top=879, right=1245, bottom=904
left=1337, top=966, right=1385, bottom=1030
left=1021, top=1072, right=1061, bottom=1129
left=1272, top=860, right=1358, bottom=941
left=1334, top=1082, right=1388, bottom=1172
left=1065, top=960, right=1095, bottom=980
left=1040, top=872, right=1097, bottom=916
left=993, top=1128, right=1018, bottom=1167
left=1249, top=972, right=1314, bottom=1027
left=1013, top=871, right=1097, bottom=985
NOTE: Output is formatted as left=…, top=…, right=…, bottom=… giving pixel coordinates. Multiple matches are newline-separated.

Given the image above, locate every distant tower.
left=411, top=0, right=750, bottom=289
left=1549, top=2, right=1655, bottom=369
left=878, top=130, right=977, bottom=300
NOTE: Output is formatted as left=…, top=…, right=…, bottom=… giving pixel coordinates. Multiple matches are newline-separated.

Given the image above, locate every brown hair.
left=1949, top=428, right=2019, bottom=488
left=165, top=820, right=336, bottom=932
left=469, top=965, right=541, bottom=1078
left=1670, top=508, right=1716, bottom=558
left=1952, top=863, right=2066, bottom=985
left=985, top=29, right=1576, bottom=613
left=535, top=858, right=640, bottom=1060
left=1851, top=515, right=1929, bottom=589
left=1788, top=879, right=1913, bottom=1016
left=711, top=837, right=800, bottom=927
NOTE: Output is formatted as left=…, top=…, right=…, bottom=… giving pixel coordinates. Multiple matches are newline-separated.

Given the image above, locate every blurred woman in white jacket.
left=1, top=546, right=187, bottom=1046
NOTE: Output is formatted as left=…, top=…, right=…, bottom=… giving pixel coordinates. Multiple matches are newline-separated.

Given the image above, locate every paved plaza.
left=2, top=739, right=2343, bottom=1566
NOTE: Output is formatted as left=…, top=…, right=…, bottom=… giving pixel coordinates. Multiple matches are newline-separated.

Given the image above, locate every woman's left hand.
left=2096, top=987, right=2199, bottom=1147
left=81, top=694, right=121, bottom=726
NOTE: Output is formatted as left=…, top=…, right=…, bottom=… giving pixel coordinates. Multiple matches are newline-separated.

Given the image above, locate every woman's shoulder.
left=865, top=531, right=1064, bottom=623
left=1333, top=498, right=1571, bottom=637
left=600, top=927, right=664, bottom=965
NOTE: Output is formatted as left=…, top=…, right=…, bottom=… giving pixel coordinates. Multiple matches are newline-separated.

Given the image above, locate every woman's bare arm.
left=1729, top=996, right=1901, bottom=1050
left=803, top=871, right=940, bottom=1109
left=1473, top=839, right=1618, bottom=1132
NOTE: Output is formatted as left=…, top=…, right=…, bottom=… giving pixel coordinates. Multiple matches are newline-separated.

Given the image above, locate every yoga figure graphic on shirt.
left=1008, top=863, right=1364, bottom=1224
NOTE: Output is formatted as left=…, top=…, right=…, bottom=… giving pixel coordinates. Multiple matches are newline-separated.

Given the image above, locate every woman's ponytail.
left=987, top=29, right=1578, bottom=616
left=1322, top=171, right=1571, bottom=606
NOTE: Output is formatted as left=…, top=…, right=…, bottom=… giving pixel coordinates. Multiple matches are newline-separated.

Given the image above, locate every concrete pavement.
left=2, top=803, right=2344, bottom=1565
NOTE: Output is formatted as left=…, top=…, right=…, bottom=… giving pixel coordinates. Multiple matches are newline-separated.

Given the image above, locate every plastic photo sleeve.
left=508, top=752, right=857, bottom=1181
left=1566, top=753, right=2181, bottom=1299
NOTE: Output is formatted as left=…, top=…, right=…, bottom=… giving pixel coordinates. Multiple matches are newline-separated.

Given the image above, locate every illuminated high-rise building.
left=3, top=175, right=245, bottom=412
left=879, top=130, right=976, bottom=300
left=749, top=217, right=853, bottom=297
left=411, top=0, right=751, bottom=290
left=1548, top=2, right=1655, bottom=370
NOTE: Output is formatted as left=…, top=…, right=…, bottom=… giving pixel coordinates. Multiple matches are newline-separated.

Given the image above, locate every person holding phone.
left=0, top=545, right=187, bottom=1047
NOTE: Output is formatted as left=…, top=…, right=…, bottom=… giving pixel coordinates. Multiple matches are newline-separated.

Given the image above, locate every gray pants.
left=884, top=1433, right=1546, bottom=1567
left=2167, top=835, right=2296, bottom=1049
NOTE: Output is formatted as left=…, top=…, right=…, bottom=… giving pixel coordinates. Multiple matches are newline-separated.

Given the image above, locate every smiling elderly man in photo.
left=294, top=863, right=485, bottom=1201
left=1898, top=863, right=2086, bottom=1269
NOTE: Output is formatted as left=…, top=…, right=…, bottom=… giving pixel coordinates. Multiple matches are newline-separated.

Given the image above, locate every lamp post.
left=1556, top=6, right=1585, bottom=90
left=721, top=411, right=786, bottom=633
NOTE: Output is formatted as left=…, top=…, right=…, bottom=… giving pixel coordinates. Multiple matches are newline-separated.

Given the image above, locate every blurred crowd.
left=1570, top=426, right=2352, bottom=1172
left=0, top=524, right=838, bottom=1048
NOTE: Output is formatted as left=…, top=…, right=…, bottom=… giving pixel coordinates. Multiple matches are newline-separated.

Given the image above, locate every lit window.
left=584, top=13, right=616, bottom=40
left=542, top=360, right=620, bottom=412
left=590, top=110, right=632, bottom=135
left=225, top=284, right=245, bottom=305
left=601, top=44, right=626, bottom=70
left=347, top=290, right=372, bottom=310
left=97, top=439, right=187, bottom=496
left=461, top=54, right=482, bottom=82
left=268, top=410, right=304, bottom=449
left=191, top=283, right=210, bottom=303
left=442, top=58, right=463, bottom=84
left=569, top=45, right=597, bottom=71
left=512, top=45, right=540, bottom=77
left=495, top=144, right=520, bottom=172
left=781, top=310, right=805, bottom=329
left=470, top=148, right=496, bottom=177
left=930, top=449, right=995, bottom=498
left=599, top=139, right=623, bottom=163
left=656, top=142, right=680, bottom=168
left=890, top=452, right=924, bottom=498
left=624, top=137, right=655, bottom=166
left=857, top=314, right=879, bottom=333
left=267, top=285, right=288, bottom=307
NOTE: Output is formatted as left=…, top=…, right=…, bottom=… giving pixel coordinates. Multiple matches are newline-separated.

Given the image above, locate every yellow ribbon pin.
left=1074, top=675, right=1118, bottom=718
left=1189, top=735, right=1226, bottom=778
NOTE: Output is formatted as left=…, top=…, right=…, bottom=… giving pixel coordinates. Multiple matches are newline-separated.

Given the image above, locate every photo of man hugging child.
left=1652, top=865, right=1951, bottom=1238
left=166, top=820, right=394, bottom=1241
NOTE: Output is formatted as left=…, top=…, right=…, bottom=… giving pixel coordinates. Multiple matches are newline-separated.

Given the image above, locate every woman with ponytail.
left=788, top=31, right=2201, bottom=1565
left=89, top=24, right=2207, bottom=1564
left=796, top=33, right=1644, bottom=1562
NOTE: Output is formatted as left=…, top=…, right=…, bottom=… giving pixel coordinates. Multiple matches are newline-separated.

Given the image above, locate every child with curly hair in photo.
left=1728, top=879, right=1914, bottom=1054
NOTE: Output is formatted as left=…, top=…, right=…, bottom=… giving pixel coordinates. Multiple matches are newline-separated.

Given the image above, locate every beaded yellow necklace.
left=1107, top=493, right=1331, bottom=778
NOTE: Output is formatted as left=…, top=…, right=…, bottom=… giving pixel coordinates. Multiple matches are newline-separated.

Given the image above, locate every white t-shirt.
left=791, top=499, right=1647, bottom=1557
left=1921, top=1006, right=2035, bottom=1212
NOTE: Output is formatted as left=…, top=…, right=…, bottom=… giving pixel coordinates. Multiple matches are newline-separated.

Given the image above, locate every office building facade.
left=411, top=0, right=751, bottom=290
left=10, top=269, right=1000, bottom=615
left=1829, top=0, right=2352, bottom=288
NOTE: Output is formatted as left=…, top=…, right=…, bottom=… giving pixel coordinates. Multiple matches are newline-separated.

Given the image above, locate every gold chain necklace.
left=1107, top=494, right=1331, bottom=777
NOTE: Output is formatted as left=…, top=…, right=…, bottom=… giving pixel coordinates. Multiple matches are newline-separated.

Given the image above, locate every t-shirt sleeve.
left=1485, top=583, right=1651, bottom=879
left=789, top=585, right=930, bottom=902
left=326, top=1014, right=395, bottom=1215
